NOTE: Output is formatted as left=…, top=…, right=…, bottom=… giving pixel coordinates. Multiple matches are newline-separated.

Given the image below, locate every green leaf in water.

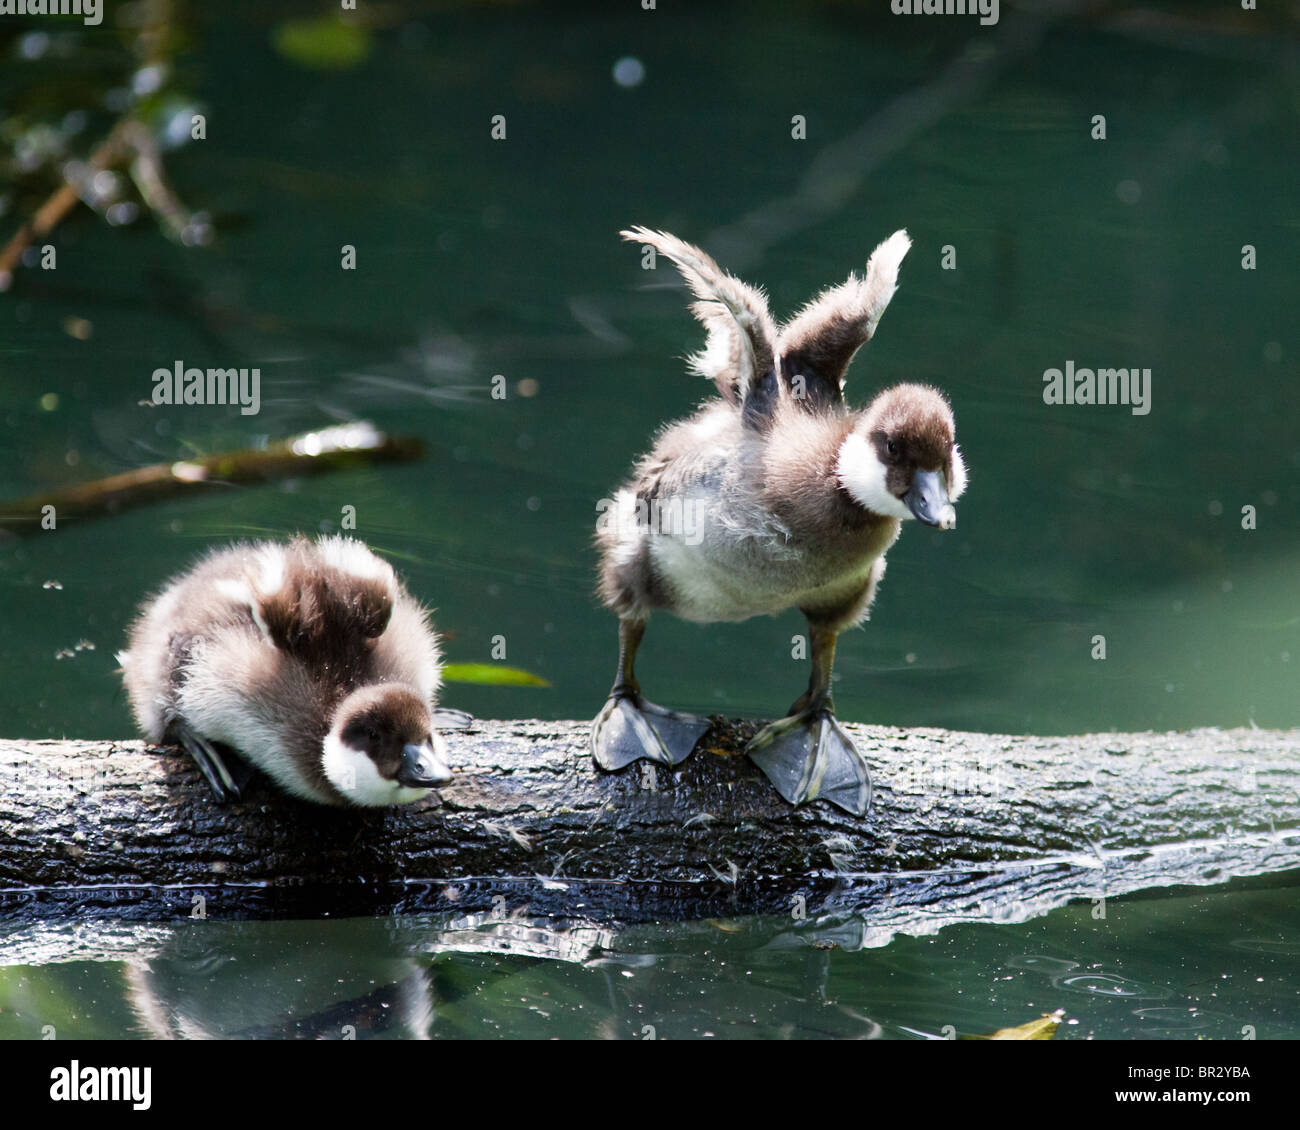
left=962, top=1010, right=1065, bottom=1041
left=272, top=17, right=372, bottom=71
left=442, top=662, right=550, bottom=688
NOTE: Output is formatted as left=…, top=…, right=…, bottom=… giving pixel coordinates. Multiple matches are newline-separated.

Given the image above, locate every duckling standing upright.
left=593, top=226, right=966, bottom=816
left=120, top=535, right=467, bottom=806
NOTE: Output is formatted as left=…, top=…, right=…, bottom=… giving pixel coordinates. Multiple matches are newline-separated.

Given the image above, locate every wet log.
left=1, top=721, right=1298, bottom=936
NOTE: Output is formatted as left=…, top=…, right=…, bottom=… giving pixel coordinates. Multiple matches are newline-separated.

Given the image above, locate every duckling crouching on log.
left=120, top=535, right=470, bottom=806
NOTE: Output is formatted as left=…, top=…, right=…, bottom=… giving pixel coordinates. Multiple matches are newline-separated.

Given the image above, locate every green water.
left=1, top=1, right=1297, bottom=1038
left=2, top=879, right=1298, bottom=1040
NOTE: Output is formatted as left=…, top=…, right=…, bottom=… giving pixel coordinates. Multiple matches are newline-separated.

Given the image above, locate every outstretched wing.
left=622, top=226, right=779, bottom=416
left=777, top=229, right=911, bottom=410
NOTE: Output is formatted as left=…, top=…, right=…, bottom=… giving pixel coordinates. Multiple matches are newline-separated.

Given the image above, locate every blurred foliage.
left=442, top=662, right=551, bottom=687
left=0, top=0, right=209, bottom=282
left=272, top=14, right=373, bottom=71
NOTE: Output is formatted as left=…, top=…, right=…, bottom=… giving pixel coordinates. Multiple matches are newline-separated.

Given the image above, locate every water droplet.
left=90, top=169, right=121, bottom=202
left=1059, top=972, right=1166, bottom=999
left=106, top=201, right=140, bottom=226
left=18, top=31, right=50, bottom=60
left=132, top=63, right=168, bottom=97
left=612, top=57, right=646, bottom=88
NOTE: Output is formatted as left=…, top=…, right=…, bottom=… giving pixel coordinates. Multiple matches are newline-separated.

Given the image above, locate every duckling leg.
left=745, top=625, right=872, bottom=817
left=592, top=618, right=712, bottom=771
left=168, top=720, right=251, bottom=803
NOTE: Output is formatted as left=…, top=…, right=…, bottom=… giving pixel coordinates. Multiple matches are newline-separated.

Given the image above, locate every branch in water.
left=0, top=421, right=424, bottom=534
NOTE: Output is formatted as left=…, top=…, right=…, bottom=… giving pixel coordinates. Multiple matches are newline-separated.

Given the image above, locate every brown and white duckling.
left=119, top=534, right=469, bottom=805
left=593, top=226, right=967, bottom=816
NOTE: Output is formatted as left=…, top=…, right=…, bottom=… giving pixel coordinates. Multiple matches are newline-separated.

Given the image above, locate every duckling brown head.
left=323, top=684, right=452, bottom=805
left=836, top=383, right=967, bottom=529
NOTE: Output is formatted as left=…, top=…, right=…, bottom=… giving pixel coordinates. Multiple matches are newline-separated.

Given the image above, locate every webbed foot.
left=170, top=722, right=254, bottom=803
left=431, top=708, right=474, bottom=731
left=745, top=706, right=872, bottom=816
left=591, top=692, right=712, bottom=771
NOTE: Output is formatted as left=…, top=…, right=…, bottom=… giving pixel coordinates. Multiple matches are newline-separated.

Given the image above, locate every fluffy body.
left=600, top=229, right=966, bottom=635
left=120, top=535, right=446, bottom=805
left=601, top=404, right=897, bottom=629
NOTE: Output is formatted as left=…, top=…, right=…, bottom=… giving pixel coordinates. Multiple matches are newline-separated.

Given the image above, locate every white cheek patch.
left=321, top=732, right=430, bottom=807
left=836, top=432, right=912, bottom=519
left=948, top=443, right=968, bottom=501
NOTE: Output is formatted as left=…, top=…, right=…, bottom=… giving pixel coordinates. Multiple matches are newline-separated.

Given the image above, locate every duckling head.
left=836, top=383, right=966, bottom=529
left=322, top=684, right=452, bottom=806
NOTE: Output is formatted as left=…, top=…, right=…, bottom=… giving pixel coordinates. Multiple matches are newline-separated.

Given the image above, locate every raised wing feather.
left=622, top=226, right=778, bottom=413
left=777, top=229, right=911, bottom=409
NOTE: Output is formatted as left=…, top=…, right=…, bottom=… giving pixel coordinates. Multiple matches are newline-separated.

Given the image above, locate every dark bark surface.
left=2, top=721, right=1298, bottom=932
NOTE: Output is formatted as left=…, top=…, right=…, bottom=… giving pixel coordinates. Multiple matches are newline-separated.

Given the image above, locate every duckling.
left=119, top=535, right=469, bottom=806
left=592, top=226, right=966, bottom=816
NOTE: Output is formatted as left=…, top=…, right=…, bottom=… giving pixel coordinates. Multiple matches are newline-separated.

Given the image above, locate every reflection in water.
left=126, top=963, right=436, bottom=1041
left=0, top=881, right=1294, bottom=1040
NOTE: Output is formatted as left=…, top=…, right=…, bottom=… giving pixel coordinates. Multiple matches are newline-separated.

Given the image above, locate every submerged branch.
left=0, top=120, right=135, bottom=292
left=0, top=422, right=423, bottom=534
